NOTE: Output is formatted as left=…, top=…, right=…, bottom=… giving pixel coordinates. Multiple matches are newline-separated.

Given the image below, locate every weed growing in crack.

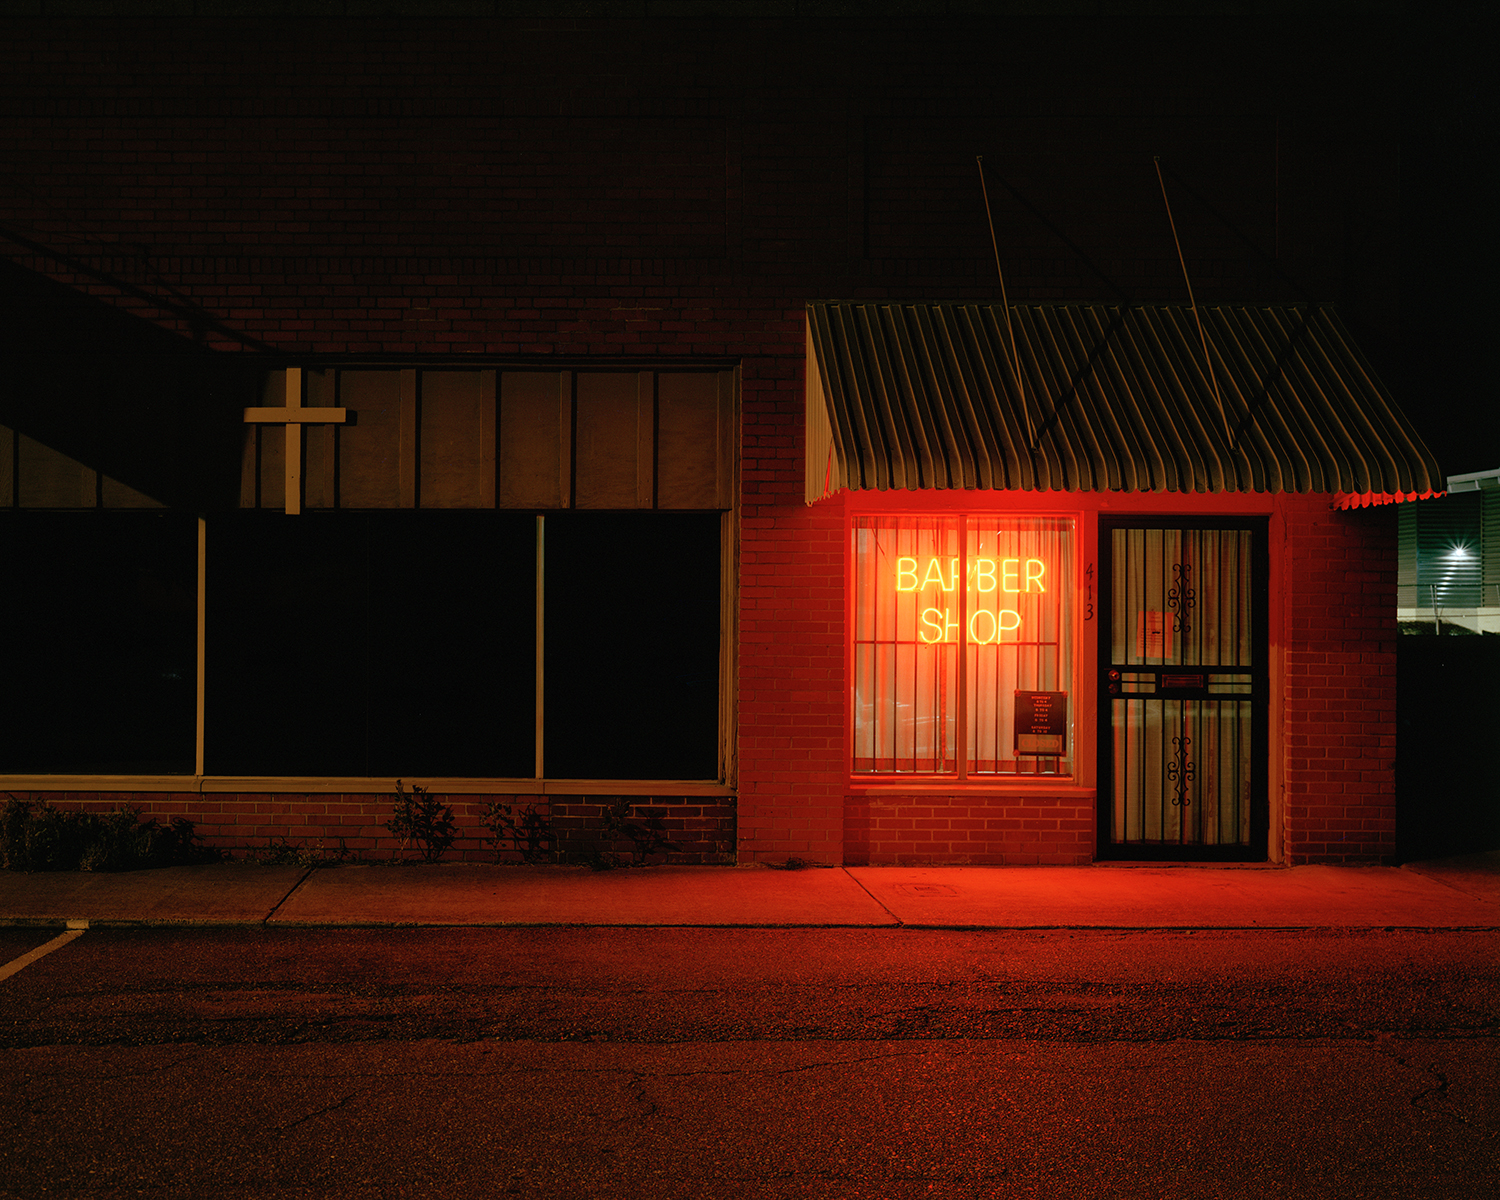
left=243, top=837, right=352, bottom=868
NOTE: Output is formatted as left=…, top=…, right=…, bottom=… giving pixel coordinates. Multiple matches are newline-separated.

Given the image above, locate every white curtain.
left=853, top=516, right=1073, bottom=776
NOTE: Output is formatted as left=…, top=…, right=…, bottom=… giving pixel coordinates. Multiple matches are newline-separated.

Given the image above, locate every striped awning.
left=805, top=302, right=1442, bottom=504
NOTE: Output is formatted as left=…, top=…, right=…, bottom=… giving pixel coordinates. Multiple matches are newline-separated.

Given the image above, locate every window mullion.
left=957, top=514, right=968, bottom=781
left=535, top=513, right=545, bottom=780
left=195, top=515, right=207, bottom=777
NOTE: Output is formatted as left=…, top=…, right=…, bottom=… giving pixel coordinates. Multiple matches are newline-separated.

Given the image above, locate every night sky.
left=0, top=4, right=1493, bottom=479
left=1398, top=9, right=1498, bottom=478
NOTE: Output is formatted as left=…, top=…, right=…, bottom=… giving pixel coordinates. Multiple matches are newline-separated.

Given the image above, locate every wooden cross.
left=243, top=367, right=348, bottom=515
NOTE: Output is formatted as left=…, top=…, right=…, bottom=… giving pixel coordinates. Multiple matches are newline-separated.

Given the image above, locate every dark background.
left=207, top=511, right=537, bottom=778
left=1, top=2, right=1491, bottom=477
left=0, top=511, right=197, bottom=773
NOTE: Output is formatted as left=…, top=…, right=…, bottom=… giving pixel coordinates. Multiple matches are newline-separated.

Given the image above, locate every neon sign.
left=895, top=556, right=1046, bottom=593
left=896, top=556, right=1048, bottom=644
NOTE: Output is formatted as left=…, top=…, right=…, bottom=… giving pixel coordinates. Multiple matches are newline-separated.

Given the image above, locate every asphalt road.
left=2, top=926, right=1497, bottom=1198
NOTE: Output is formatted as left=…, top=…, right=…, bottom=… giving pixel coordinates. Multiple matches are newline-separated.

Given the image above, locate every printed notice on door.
left=1014, top=691, right=1067, bottom=756
left=1136, top=611, right=1173, bottom=660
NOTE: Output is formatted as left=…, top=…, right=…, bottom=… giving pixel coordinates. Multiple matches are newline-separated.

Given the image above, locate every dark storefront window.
left=544, top=512, right=721, bottom=780
left=0, top=511, right=197, bottom=773
left=208, top=510, right=721, bottom=781
left=852, top=515, right=1074, bottom=776
left=207, top=511, right=536, bottom=777
left=2, top=364, right=731, bottom=784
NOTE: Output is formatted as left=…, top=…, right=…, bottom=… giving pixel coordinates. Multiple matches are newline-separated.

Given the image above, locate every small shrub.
left=77, top=805, right=147, bottom=872
left=1, top=796, right=31, bottom=869
left=587, top=799, right=679, bottom=871
left=384, top=780, right=456, bottom=863
left=21, top=801, right=85, bottom=870
left=1, top=796, right=222, bottom=872
left=481, top=800, right=554, bottom=864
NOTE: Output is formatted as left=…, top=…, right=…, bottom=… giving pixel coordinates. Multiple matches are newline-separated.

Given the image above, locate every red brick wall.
left=1280, top=498, right=1400, bottom=864
left=736, top=358, right=847, bottom=864
left=8, top=492, right=1405, bottom=871
left=0, top=17, right=1401, bottom=355
left=768, top=492, right=1403, bottom=868
left=845, top=792, right=1095, bottom=867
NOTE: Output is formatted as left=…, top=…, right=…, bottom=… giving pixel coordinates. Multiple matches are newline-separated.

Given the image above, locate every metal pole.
left=1154, top=156, right=1231, bottom=453
left=977, top=156, right=1036, bottom=452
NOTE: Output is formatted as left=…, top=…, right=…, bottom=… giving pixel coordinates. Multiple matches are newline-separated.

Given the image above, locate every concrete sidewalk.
left=0, top=853, right=1496, bottom=929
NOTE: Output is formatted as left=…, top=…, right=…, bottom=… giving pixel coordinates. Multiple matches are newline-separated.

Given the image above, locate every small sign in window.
left=1014, top=691, right=1067, bottom=756
left=1136, top=611, right=1173, bottom=659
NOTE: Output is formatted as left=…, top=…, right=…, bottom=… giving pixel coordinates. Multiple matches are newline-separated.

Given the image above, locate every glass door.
left=1098, top=519, right=1268, bottom=860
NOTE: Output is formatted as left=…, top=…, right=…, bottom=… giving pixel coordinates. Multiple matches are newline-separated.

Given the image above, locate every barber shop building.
left=0, top=10, right=1452, bottom=867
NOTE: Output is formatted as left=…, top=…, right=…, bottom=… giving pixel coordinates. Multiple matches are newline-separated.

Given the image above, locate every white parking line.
left=0, top=920, right=88, bottom=982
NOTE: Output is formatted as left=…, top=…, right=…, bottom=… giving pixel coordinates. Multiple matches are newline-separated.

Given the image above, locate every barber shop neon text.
left=895, top=556, right=1048, bottom=644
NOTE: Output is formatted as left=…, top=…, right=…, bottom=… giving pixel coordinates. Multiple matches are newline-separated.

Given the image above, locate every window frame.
left=0, top=362, right=739, bottom=796
left=847, top=502, right=1084, bottom=787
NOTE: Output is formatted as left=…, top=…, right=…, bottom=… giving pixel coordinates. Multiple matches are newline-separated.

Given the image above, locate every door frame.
left=1096, top=516, right=1270, bottom=862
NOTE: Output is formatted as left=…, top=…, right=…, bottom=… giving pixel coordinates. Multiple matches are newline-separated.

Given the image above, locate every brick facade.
left=844, top=790, right=1096, bottom=867
left=18, top=793, right=736, bottom=866
left=737, top=385, right=847, bottom=864
left=1279, top=499, right=1401, bottom=864
left=0, top=13, right=1416, bottom=866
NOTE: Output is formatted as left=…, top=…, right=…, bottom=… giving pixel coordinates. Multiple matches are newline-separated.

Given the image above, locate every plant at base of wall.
left=383, top=780, right=456, bottom=863
left=242, top=837, right=352, bottom=868
left=589, top=799, right=680, bottom=871
left=0, top=796, right=221, bottom=872
left=481, top=800, right=555, bottom=864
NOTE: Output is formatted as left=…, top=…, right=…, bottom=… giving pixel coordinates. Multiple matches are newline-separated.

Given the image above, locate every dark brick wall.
left=20, top=793, right=734, bottom=865
left=0, top=14, right=1403, bottom=352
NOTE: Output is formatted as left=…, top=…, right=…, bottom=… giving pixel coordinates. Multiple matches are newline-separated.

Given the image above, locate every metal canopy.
left=805, top=301, right=1442, bottom=504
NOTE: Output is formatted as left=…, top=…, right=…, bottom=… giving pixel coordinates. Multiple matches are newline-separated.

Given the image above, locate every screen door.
left=1099, top=519, right=1268, bottom=860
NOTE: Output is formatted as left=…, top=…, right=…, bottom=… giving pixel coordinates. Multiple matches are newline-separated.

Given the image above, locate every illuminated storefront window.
left=852, top=515, right=1073, bottom=776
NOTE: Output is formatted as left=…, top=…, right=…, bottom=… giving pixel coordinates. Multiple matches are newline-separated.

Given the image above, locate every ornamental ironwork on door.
left=1099, top=520, right=1268, bottom=861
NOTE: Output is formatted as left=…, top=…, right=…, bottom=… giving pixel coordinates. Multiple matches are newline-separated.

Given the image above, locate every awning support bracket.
left=976, top=156, right=1036, bottom=452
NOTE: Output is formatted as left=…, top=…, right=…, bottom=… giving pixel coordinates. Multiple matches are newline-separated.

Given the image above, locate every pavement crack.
left=272, top=1091, right=361, bottom=1135
left=1403, top=1059, right=1464, bottom=1122
left=610, top=1070, right=660, bottom=1122
left=840, top=868, right=904, bottom=924
left=263, top=866, right=318, bottom=923
left=1370, top=1045, right=1474, bottom=1128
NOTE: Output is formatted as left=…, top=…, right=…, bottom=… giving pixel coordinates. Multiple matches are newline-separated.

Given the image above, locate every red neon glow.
left=900, top=557, right=1046, bottom=643
left=967, top=607, right=1023, bottom=643
left=916, top=606, right=1024, bottom=644
left=924, top=556, right=957, bottom=591
left=896, top=557, right=1047, bottom=593
left=919, top=606, right=960, bottom=643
